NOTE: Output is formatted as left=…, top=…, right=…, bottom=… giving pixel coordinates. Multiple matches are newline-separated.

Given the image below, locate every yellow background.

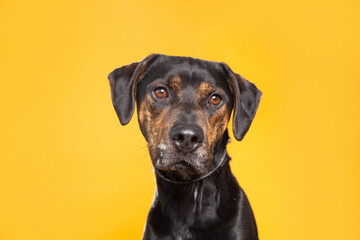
left=0, top=0, right=359, bottom=239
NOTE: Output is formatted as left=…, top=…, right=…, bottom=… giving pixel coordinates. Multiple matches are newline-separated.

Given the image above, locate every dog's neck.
left=154, top=158, right=236, bottom=228
left=153, top=132, right=238, bottom=226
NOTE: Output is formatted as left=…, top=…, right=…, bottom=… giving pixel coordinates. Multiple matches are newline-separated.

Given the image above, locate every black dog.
left=108, top=54, right=262, bottom=240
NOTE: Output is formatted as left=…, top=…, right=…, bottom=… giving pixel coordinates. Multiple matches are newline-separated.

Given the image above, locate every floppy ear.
left=107, top=54, right=159, bottom=125
left=222, top=64, right=262, bottom=141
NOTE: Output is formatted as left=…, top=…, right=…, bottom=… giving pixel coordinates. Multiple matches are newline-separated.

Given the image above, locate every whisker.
left=128, top=145, right=148, bottom=152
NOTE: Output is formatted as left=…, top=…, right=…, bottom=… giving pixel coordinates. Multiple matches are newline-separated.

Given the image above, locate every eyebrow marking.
left=196, top=82, right=226, bottom=105
left=168, top=76, right=182, bottom=89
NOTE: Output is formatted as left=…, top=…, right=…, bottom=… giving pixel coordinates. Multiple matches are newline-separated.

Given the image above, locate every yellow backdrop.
left=0, top=0, right=359, bottom=239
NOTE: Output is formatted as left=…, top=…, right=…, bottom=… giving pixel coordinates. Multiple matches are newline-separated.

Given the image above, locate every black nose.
left=170, top=125, right=204, bottom=153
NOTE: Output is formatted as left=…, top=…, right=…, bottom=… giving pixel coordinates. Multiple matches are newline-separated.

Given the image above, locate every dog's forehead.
left=140, top=56, right=230, bottom=91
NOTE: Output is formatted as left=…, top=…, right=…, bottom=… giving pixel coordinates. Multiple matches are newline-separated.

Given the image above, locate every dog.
left=108, top=54, right=262, bottom=240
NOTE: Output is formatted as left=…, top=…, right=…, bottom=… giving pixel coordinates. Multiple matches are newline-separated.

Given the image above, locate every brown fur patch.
left=197, top=82, right=215, bottom=104
left=138, top=99, right=146, bottom=123
left=168, top=76, right=182, bottom=101
left=204, top=104, right=229, bottom=154
left=169, top=76, right=181, bottom=91
left=196, top=82, right=229, bottom=152
left=138, top=94, right=172, bottom=159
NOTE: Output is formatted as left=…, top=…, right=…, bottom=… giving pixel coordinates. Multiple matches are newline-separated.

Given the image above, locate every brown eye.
left=154, top=87, right=168, bottom=99
left=209, top=94, right=222, bottom=105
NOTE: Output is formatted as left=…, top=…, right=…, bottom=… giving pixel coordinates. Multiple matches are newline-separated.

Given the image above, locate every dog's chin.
left=153, top=155, right=211, bottom=182
left=155, top=166, right=202, bottom=182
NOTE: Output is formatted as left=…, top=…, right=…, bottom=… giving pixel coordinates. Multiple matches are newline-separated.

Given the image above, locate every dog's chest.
left=170, top=185, right=219, bottom=240
left=175, top=229, right=193, bottom=240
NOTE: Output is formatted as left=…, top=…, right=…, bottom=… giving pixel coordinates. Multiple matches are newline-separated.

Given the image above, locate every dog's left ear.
left=108, top=54, right=159, bottom=125
left=222, top=63, right=262, bottom=141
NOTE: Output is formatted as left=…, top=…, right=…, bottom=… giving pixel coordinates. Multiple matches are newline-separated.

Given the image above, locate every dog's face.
left=108, top=54, right=261, bottom=181
left=136, top=59, right=234, bottom=179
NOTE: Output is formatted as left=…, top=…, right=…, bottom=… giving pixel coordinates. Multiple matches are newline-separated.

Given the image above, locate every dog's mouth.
left=155, top=150, right=208, bottom=171
left=156, top=161, right=201, bottom=182
left=171, top=161, right=197, bottom=173
left=155, top=159, right=198, bottom=173
left=154, top=153, right=209, bottom=181
left=151, top=143, right=211, bottom=181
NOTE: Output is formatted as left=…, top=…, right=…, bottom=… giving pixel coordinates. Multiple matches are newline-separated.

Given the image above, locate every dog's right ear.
left=107, top=54, right=159, bottom=125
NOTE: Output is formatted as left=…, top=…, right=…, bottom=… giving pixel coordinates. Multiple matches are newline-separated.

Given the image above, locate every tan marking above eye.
left=197, top=82, right=226, bottom=107
left=169, top=77, right=181, bottom=90
left=154, top=87, right=168, bottom=98
left=197, top=82, right=215, bottom=95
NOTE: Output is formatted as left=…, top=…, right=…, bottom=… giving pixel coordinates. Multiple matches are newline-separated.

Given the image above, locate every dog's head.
left=108, top=54, right=261, bottom=181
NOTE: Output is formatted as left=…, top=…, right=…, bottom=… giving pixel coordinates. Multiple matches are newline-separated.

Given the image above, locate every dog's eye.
left=154, top=87, right=168, bottom=99
left=209, top=94, right=222, bottom=106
